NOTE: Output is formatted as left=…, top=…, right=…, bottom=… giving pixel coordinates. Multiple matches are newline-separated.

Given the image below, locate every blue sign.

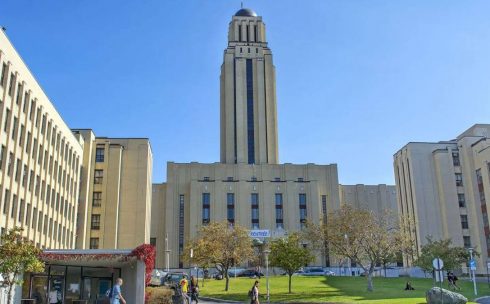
left=470, top=259, right=476, bottom=270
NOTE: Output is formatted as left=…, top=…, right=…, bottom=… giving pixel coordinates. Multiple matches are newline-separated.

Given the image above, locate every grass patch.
left=198, top=276, right=490, bottom=303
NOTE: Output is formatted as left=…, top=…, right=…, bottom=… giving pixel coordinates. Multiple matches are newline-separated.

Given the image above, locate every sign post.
left=468, top=248, right=478, bottom=296
left=432, top=258, right=444, bottom=304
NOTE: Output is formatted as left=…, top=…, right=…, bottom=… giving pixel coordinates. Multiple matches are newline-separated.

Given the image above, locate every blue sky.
left=1, top=1, right=490, bottom=184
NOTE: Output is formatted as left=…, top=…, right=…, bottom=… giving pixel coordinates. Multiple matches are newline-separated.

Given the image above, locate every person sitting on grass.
left=404, top=281, right=415, bottom=291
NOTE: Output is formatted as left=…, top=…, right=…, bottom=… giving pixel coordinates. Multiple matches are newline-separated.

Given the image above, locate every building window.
left=2, top=189, right=9, bottom=215
left=202, top=193, right=210, bottom=224
left=251, top=193, right=259, bottom=229
left=178, top=194, right=184, bottom=267
left=275, top=193, right=283, bottom=228
left=452, top=152, right=460, bottom=166
left=94, top=170, right=103, bottom=184
left=91, top=214, right=101, bottom=230
left=246, top=59, right=255, bottom=164
left=4, top=108, right=10, bottom=132
left=463, top=236, right=471, bottom=248
left=0, top=145, right=5, bottom=171
left=95, top=147, right=105, bottom=162
left=299, top=193, right=307, bottom=229
left=93, top=192, right=102, bottom=207
left=297, top=177, right=304, bottom=182
left=90, top=238, right=99, bottom=249
left=150, top=237, right=156, bottom=247
left=227, top=193, right=235, bottom=224
left=251, top=176, right=257, bottom=182
left=322, top=195, right=327, bottom=216
left=458, top=193, right=466, bottom=208
left=460, top=215, right=469, bottom=229
left=203, top=176, right=210, bottom=181
left=0, top=63, right=7, bottom=87
left=455, top=173, right=463, bottom=187
left=8, top=73, right=15, bottom=96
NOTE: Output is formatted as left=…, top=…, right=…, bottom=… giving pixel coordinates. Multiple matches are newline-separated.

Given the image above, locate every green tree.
left=414, top=237, right=472, bottom=273
left=183, top=221, right=254, bottom=291
left=317, top=205, right=412, bottom=292
left=0, top=228, right=44, bottom=304
left=269, top=233, right=314, bottom=294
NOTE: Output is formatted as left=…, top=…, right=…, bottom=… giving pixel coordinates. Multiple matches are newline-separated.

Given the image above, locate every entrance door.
left=30, top=276, right=48, bottom=304
left=48, top=276, right=64, bottom=304
left=82, top=277, right=112, bottom=304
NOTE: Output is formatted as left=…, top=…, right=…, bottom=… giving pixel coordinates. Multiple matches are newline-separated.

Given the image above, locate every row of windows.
left=200, top=192, right=310, bottom=229
left=0, top=188, right=74, bottom=248
left=201, top=176, right=309, bottom=182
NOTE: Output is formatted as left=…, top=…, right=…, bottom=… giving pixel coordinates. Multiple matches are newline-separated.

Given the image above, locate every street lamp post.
left=165, top=233, right=170, bottom=272
left=263, top=249, right=271, bottom=304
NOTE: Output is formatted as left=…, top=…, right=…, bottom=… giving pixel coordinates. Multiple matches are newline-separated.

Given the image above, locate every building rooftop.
left=235, top=8, right=258, bottom=17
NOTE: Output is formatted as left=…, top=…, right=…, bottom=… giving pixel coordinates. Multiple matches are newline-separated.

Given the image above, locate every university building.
left=0, top=31, right=84, bottom=249
left=151, top=8, right=397, bottom=269
left=0, top=30, right=153, bottom=252
left=394, top=124, right=490, bottom=273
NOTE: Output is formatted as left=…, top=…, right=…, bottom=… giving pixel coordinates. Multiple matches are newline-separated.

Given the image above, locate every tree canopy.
left=269, top=232, right=314, bottom=293
left=414, top=237, right=472, bottom=273
left=0, top=228, right=44, bottom=304
left=183, top=221, right=254, bottom=291
left=305, top=205, right=412, bottom=292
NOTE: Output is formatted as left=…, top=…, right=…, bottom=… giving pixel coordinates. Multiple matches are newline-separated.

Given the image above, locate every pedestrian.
left=448, top=272, right=460, bottom=290
left=190, top=275, right=199, bottom=304
left=110, top=278, right=127, bottom=304
left=180, top=275, right=191, bottom=304
left=250, top=280, right=260, bottom=304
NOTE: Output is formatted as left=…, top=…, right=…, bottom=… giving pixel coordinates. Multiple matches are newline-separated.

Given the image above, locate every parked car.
left=325, top=270, right=336, bottom=276
left=162, top=272, right=187, bottom=289
left=149, top=269, right=165, bottom=286
left=236, top=269, right=264, bottom=278
left=299, top=267, right=326, bottom=276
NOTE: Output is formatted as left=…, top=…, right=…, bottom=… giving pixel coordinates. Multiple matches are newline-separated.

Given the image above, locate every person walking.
left=180, top=275, right=191, bottom=304
left=250, top=280, right=260, bottom=304
left=110, top=278, right=127, bottom=304
left=190, top=275, right=199, bottom=304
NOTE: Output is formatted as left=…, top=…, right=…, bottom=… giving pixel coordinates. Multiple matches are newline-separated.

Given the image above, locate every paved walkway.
left=476, top=296, right=490, bottom=304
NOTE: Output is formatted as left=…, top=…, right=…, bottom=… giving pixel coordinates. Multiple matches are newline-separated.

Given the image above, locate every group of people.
left=179, top=275, right=200, bottom=304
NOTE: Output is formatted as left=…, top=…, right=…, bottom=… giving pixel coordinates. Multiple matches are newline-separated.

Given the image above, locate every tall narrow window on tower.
left=178, top=194, right=185, bottom=268
left=227, top=193, right=235, bottom=224
left=251, top=193, right=259, bottom=229
left=246, top=59, right=255, bottom=164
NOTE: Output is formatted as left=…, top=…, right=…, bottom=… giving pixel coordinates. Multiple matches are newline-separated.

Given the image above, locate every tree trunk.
left=288, top=274, right=292, bottom=294
left=7, top=283, right=13, bottom=304
left=366, top=266, right=375, bottom=292
left=225, top=271, right=230, bottom=291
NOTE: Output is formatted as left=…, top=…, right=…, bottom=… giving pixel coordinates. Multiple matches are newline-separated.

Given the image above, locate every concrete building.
left=0, top=29, right=153, bottom=256
left=0, top=30, right=84, bottom=249
left=73, top=130, right=153, bottom=251
left=340, top=184, right=398, bottom=216
left=394, top=124, right=490, bottom=273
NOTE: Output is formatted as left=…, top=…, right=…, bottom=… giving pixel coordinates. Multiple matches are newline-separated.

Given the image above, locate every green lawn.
left=197, top=275, right=490, bottom=303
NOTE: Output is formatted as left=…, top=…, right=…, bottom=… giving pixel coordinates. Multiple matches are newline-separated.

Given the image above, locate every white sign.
left=249, top=230, right=270, bottom=238
left=435, top=270, right=444, bottom=283
left=432, top=258, right=444, bottom=270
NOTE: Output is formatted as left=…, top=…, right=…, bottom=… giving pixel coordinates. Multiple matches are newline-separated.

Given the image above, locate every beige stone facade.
left=73, top=130, right=153, bottom=250
left=0, top=30, right=84, bottom=249
left=340, top=184, right=398, bottom=215
left=394, top=124, right=490, bottom=273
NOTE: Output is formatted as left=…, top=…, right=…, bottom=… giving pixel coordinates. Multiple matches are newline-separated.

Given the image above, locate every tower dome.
left=235, top=8, right=258, bottom=17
